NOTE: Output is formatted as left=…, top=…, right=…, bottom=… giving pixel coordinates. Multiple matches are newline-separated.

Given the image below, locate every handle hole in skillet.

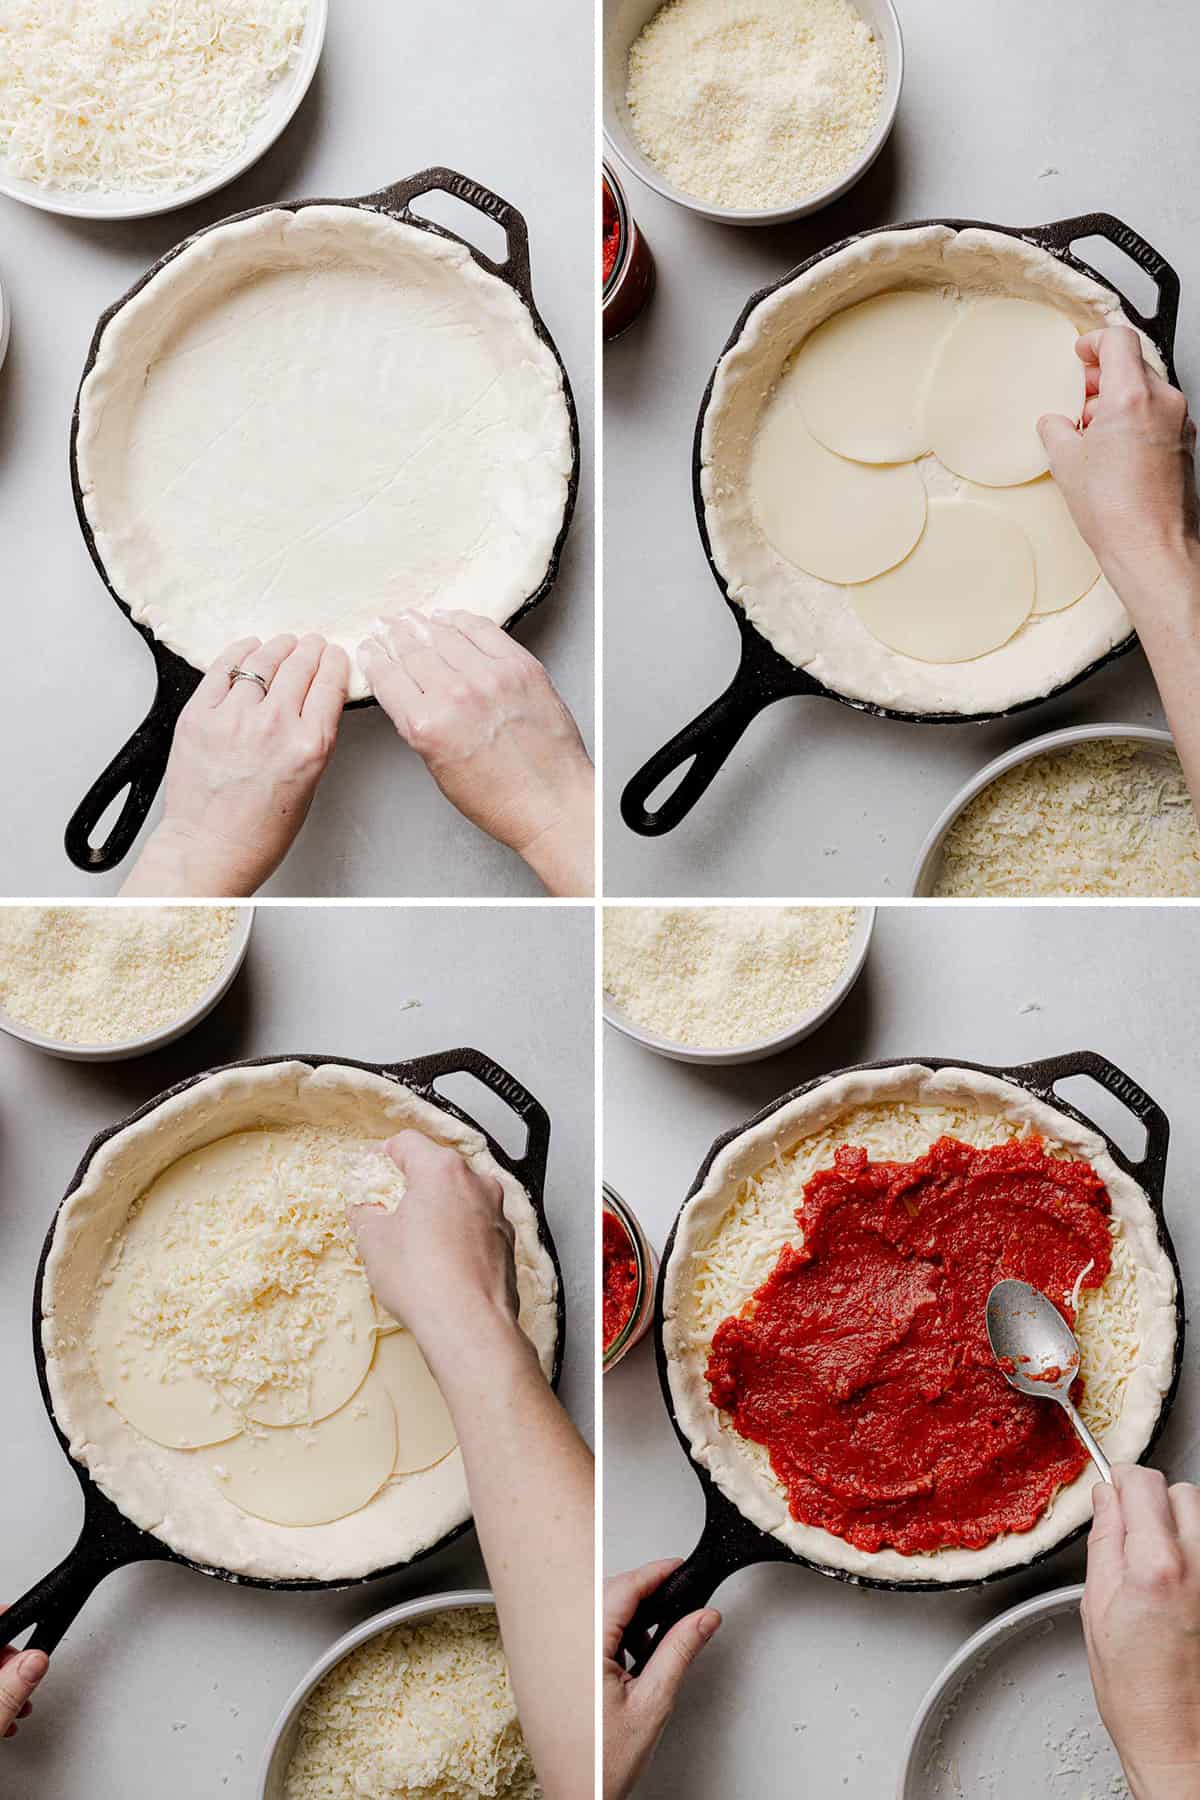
left=1052, top=1074, right=1149, bottom=1166
left=407, top=192, right=508, bottom=266
left=88, top=784, right=133, bottom=853
left=1069, top=235, right=1161, bottom=322
left=431, top=1071, right=530, bottom=1166
left=643, top=756, right=698, bottom=816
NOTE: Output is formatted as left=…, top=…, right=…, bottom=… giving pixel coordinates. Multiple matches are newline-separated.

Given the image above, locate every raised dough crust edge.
left=664, top=1064, right=1177, bottom=1584
left=701, top=227, right=1165, bottom=716
left=42, top=1060, right=559, bottom=1582
left=74, top=206, right=573, bottom=703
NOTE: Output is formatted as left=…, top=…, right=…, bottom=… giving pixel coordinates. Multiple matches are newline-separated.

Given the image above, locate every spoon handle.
left=1062, top=1397, right=1113, bottom=1484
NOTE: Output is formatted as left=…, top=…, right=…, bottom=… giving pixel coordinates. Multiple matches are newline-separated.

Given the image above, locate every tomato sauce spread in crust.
left=705, top=1135, right=1112, bottom=1555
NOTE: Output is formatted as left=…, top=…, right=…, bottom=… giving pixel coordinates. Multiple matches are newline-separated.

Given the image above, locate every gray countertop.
left=603, top=0, right=1198, bottom=897
left=0, top=903, right=594, bottom=1799
left=604, top=903, right=1200, bottom=1797
left=0, top=0, right=593, bottom=899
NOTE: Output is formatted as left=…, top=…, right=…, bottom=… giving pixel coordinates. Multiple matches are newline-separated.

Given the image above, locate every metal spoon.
left=986, top=1278, right=1112, bottom=1483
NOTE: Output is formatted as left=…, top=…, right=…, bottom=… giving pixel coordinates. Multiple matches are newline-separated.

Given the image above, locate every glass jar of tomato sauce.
left=602, top=1183, right=657, bottom=1370
left=603, top=163, right=654, bottom=343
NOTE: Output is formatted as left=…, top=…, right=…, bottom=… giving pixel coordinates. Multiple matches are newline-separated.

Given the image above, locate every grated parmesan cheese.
left=626, top=0, right=885, bottom=211
left=0, top=904, right=237, bottom=1044
left=932, top=740, right=1200, bottom=898
left=682, top=1101, right=1143, bottom=1499
left=283, top=1606, right=540, bottom=1800
left=0, top=0, right=305, bottom=194
left=603, top=905, right=856, bottom=1048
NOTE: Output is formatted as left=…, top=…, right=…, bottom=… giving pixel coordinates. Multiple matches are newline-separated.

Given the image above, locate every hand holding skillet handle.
left=987, top=1277, right=1113, bottom=1483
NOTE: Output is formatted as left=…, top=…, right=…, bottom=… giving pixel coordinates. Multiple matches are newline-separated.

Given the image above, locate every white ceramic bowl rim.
left=911, top=723, right=1179, bottom=897
left=602, top=0, right=903, bottom=225
left=0, top=0, right=327, bottom=221
left=0, top=905, right=254, bottom=1057
left=257, top=1587, right=496, bottom=1800
left=896, top=1583, right=1083, bottom=1799
left=602, top=906, right=876, bottom=1059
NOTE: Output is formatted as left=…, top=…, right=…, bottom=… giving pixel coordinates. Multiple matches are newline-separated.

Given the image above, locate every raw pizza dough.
left=925, top=296, right=1085, bottom=486
left=74, top=207, right=574, bottom=704
left=42, top=1062, right=559, bottom=1582
left=849, top=497, right=1034, bottom=662
left=964, top=476, right=1100, bottom=615
left=789, top=289, right=952, bottom=463
left=749, top=400, right=926, bottom=584
left=664, top=1064, right=1176, bottom=1585
left=701, top=225, right=1162, bottom=715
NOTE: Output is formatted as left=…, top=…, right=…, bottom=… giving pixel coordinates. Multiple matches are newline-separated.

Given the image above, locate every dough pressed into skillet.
left=75, top=207, right=574, bottom=703
left=665, top=1065, right=1176, bottom=1584
left=701, top=227, right=1164, bottom=715
left=42, top=1062, right=559, bottom=1582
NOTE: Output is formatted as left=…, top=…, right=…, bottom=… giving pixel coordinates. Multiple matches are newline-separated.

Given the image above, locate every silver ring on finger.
left=228, top=665, right=269, bottom=696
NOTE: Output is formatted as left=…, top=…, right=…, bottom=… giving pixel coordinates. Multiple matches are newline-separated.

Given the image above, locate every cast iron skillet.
left=622, top=213, right=1181, bottom=836
left=65, top=166, right=582, bottom=874
left=4, top=1046, right=565, bottom=1654
left=621, top=1050, right=1184, bottom=1672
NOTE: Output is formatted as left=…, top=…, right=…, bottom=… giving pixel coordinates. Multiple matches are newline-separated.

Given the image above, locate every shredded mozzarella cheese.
left=0, top=0, right=305, bottom=193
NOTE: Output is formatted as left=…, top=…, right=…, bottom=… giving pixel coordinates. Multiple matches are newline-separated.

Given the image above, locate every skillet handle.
left=64, top=666, right=198, bottom=873
left=361, top=167, right=533, bottom=304
left=396, top=1047, right=551, bottom=1202
left=621, top=673, right=789, bottom=837
left=1012, top=1049, right=1170, bottom=1198
left=1026, top=212, right=1180, bottom=363
left=1, top=1512, right=156, bottom=1654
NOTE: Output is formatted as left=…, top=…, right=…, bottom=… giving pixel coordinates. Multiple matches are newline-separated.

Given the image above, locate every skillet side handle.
left=1026, top=213, right=1181, bottom=365
left=64, top=669, right=198, bottom=873
left=1014, top=1049, right=1170, bottom=1200
left=395, top=1048, right=551, bottom=1202
left=621, top=677, right=787, bottom=837
left=360, top=168, right=533, bottom=303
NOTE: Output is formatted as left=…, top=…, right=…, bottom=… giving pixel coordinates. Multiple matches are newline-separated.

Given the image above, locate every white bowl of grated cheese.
left=911, top=724, right=1200, bottom=899
left=602, top=0, right=903, bottom=226
left=602, top=904, right=875, bottom=1064
left=0, top=0, right=327, bottom=222
left=259, top=1590, right=526, bottom=1800
left=0, top=904, right=254, bottom=1061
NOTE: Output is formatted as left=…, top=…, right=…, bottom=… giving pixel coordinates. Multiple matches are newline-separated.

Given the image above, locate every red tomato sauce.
left=603, top=1208, right=640, bottom=1349
left=706, top=1136, right=1112, bottom=1555
left=602, top=181, right=621, bottom=287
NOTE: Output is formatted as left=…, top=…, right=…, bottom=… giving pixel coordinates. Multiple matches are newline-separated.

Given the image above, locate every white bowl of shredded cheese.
left=0, top=904, right=253, bottom=1060
left=603, top=0, right=903, bottom=226
left=259, top=1591, right=538, bottom=1800
left=0, top=0, right=327, bottom=221
left=911, top=725, right=1200, bottom=898
left=602, top=904, right=875, bottom=1064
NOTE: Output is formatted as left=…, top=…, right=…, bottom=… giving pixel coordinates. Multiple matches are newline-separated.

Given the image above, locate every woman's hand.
left=1084, top=1465, right=1200, bottom=1800
left=1039, top=327, right=1199, bottom=587
left=122, top=633, right=349, bottom=897
left=347, top=1131, right=521, bottom=1366
left=603, top=1561, right=721, bottom=1800
left=358, top=610, right=594, bottom=896
left=0, top=1613, right=47, bottom=1740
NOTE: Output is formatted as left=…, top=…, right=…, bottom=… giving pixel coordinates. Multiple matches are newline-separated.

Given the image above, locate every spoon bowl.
left=986, top=1278, right=1112, bottom=1483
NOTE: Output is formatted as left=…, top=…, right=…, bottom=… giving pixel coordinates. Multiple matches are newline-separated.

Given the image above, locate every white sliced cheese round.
left=750, top=400, right=927, bottom=585
left=93, top=1266, right=241, bottom=1451
left=235, top=1250, right=378, bottom=1428
left=963, top=475, right=1100, bottom=615
left=924, top=297, right=1084, bottom=486
left=373, top=1330, right=458, bottom=1474
left=790, top=290, right=952, bottom=463
left=373, top=1296, right=404, bottom=1334
left=203, top=1371, right=398, bottom=1526
left=849, top=497, right=1035, bottom=663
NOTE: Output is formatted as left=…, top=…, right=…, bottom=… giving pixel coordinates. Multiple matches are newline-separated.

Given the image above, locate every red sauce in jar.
left=706, top=1136, right=1111, bottom=1555
left=602, top=180, right=621, bottom=288
left=603, top=1208, right=640, bottom=1350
